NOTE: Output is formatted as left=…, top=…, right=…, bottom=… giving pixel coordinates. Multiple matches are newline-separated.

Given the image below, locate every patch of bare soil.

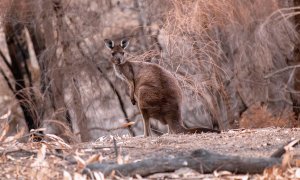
left=0, top=128, right=299, bottom=179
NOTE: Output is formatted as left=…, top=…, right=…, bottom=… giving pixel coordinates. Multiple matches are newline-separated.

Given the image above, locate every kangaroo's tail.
left=186, top=127, right=221, bottom=134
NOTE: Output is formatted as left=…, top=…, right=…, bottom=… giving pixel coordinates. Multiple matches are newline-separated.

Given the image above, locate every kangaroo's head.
left=104, top=38, right=129, bottom=65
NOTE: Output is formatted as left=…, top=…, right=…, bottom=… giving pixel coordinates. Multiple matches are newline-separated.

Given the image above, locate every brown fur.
left=104, top=39, right=220, bottom=136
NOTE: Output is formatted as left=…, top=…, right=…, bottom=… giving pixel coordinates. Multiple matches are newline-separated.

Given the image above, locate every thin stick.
left=264, top=65, right=300, bottom=79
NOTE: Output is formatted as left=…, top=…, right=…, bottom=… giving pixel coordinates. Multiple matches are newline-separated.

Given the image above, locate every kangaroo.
left=104, top=38, right=220, bottom=137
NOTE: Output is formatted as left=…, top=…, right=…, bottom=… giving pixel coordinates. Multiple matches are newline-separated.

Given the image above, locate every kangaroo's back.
left=130, top=62, right=183, bottom=127
left=132, top=62, right=182, bottom=103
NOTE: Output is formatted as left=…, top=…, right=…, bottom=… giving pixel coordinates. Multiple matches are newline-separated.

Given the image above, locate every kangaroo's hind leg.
left=140, top=109, right=151, bottom=137
left=164, top=109, right=186, bottom=134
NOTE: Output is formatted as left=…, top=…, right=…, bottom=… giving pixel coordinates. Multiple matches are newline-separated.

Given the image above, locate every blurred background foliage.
left=0, top=0, right=299, bottom=142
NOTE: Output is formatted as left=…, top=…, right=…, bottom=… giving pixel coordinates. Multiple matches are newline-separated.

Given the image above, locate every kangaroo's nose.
left=114, top=57, right=121, bottom=64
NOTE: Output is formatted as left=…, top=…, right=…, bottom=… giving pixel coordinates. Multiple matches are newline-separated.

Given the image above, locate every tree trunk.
left=4, top=1, right=39, bottom=130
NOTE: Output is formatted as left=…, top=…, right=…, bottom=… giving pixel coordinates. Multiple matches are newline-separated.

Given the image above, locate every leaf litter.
left=0, top=127, right=299, bottom=179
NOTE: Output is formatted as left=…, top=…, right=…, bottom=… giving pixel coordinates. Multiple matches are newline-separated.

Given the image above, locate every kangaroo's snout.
left=112, top=53, right=125, bottom=64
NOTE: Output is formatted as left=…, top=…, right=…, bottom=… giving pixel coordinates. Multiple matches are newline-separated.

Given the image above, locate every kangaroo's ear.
left=104, top=39, right=114, bottom=49
left=120, top=38, right=129, bottom=49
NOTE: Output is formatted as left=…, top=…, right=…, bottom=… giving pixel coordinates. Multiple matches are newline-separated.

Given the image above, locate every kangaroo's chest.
left=113, top=65, right=127, bottom=81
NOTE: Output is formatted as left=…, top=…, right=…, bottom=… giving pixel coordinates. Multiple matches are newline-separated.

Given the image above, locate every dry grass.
left=154, top=0, right=299, bottom=129
left=240, top=102, right=300, bottom=128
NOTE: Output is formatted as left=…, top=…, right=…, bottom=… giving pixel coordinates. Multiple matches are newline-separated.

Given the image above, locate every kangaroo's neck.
left=113, top=61, right=134, bottom=82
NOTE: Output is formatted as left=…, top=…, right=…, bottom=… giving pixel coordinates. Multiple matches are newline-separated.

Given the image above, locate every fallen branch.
left=83, top=148, right=281, bottom=177
left=271, top=139, right=300, bottom=158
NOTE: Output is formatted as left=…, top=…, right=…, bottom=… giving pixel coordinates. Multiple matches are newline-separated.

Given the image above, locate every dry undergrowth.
left=1, top=1, right=300, bottom=179
left=157, top=0, right=299, bottom=129
left=0, top=124, right=300, bottom=179
left=240, top=103, right=300, bottom=129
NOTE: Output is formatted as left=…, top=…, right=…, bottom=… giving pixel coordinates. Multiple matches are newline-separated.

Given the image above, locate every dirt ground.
left=0, top=127, right=299, bottom=179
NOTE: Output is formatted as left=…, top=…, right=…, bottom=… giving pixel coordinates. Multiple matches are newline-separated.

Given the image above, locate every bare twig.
left=0, top=67, right=15, bottom=93
left=0, top=49, right=12, bottom=72
left=264, top=65, right=300, bottom=79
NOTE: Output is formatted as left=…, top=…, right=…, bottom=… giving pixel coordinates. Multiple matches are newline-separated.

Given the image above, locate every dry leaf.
left=295, top=159, right=300, bottom=167
left=93, top=172, right=105, bottom=180
left=63, top=171, right=72, bottom=180
left=86, top=154, right=102, bottom=164
left=74, top=172, right=87, bottom=180
left=108, top=170, right=116, bottom=179
left=263, top=167, right=274, bottom=177
left=31, top=143, right=47, bottom=167
left=121, top=122, right=135, bottom=128
left=37, top=143, right=47, bottom=161
left=135, top=174, right=143, bottom=179
left=295, top=168, right=300, bottom=178
left=6, top=155, right=16, bottom=161
left=74, top=155, right=86, bottom=170
left=282, top=150, right=293, bottom=170
left=263, top=167, right=284, bottom=179
left=214, top=170, right=232, bottom=177
left=0, top=110, right=11, bottom=120
left=117, top=154, right=123, bottom=165
left=0, top=122, right=9, bottom=142
left=175, top=168, right=201, bottom=177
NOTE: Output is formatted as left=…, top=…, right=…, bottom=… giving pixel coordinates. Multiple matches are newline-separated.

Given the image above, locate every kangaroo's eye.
left=112, top=52, right=116, bottom=56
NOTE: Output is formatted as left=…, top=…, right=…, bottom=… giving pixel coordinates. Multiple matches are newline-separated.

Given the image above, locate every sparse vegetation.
left=0, top=0, right=299, bottom=179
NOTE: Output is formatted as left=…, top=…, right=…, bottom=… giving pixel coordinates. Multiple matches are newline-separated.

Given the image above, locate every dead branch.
left=271, top=139, right=300, bottom=158
left=0, top=48, right=13, bottom=72
left=264, top=65, right=300, bottom=78
left=0, top=68, right=14, bottom=93
left=83, top=148, right=281, bottom=177
left=71, top=77, right=90, bottom=141
left=0, top=49, right=14, bottom=92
